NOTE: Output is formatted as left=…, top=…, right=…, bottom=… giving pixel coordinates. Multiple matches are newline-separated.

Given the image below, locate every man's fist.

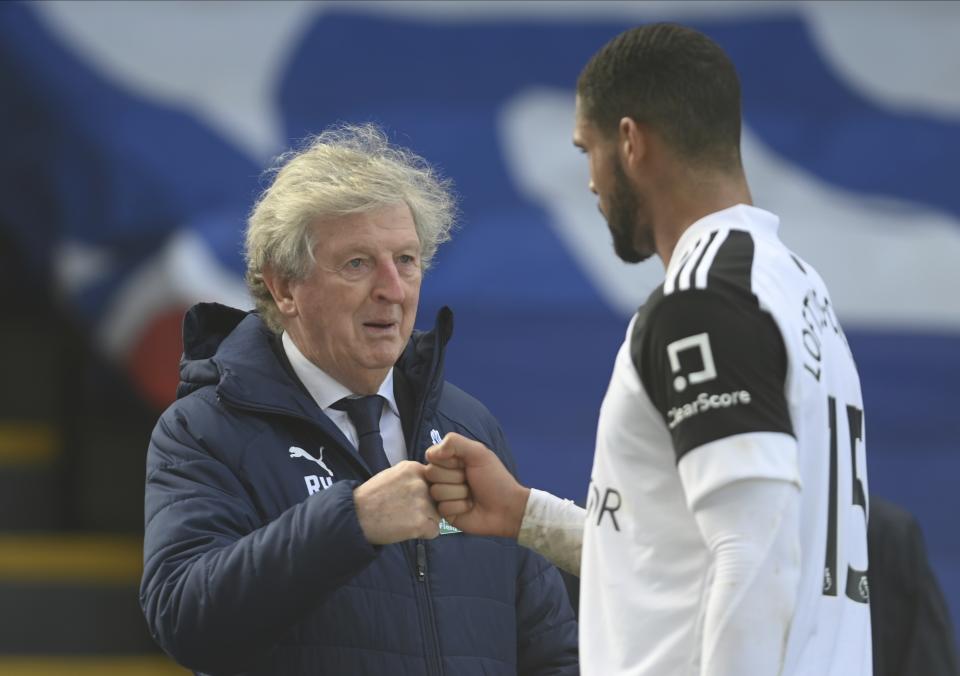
left=424, top=433, right=530, bottom=539
left=353, top=460, right=441, bottom=545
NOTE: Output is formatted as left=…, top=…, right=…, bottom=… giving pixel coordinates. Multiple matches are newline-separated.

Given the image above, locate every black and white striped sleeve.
left=631, top=230, right=794, bottom=464
left=633, top=288, right=794, bottom=462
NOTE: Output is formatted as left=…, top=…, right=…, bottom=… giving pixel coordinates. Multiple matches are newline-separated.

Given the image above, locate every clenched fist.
left=424, top=433, right=530, bottom=540
left=353, top=460, right=442, bottom=545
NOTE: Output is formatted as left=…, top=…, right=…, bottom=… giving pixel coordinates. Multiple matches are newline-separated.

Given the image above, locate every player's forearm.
left=518, top=488, right=585, bottom=576
left=699, top=544, right=797, bottom=676
left=694, top=480, right=801, bottom=676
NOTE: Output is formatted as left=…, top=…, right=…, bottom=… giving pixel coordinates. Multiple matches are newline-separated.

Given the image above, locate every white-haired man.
left=140, top=124, right=578, bottom=675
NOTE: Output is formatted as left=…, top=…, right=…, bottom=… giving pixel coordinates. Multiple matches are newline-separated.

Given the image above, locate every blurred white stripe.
left=501, top=88, right=960, bottom=330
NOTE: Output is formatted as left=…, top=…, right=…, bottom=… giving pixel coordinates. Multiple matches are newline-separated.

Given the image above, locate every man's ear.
left=260, top=266, right=298, bottom=318
left=618, top=116, right=647, bottom=170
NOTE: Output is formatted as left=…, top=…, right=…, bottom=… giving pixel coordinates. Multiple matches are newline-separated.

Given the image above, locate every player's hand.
left=353, top=460, right=441, bottom=545
left=424, top=433, right=530, bottom=539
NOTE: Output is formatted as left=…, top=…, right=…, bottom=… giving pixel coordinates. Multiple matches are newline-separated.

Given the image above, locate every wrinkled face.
left=573, top=96, right=655, bottom=263
left=285, top=203, right=421, bottom=393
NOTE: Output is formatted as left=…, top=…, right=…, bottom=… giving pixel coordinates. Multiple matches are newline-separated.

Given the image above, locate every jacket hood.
left=176, top=302, right=454, bottom=421
left=178, top=302, right=248, bottom=399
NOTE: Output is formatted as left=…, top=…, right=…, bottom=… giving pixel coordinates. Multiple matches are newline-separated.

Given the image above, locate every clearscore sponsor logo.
left=668, top=390, right=752, bottom=429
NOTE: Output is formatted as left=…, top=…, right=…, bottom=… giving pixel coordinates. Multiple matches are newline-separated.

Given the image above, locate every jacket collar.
left=396, top=305, right=453, bottom=450
left=280, top=330, right=402, bottom=419
left=178, top=303, right=453, bottom=447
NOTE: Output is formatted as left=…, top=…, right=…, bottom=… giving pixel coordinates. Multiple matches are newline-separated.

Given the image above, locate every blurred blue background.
left=0, top=1, right=957, bottom=669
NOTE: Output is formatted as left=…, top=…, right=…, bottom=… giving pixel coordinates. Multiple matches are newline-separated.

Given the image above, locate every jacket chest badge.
left=438, top=518, right=462, bottom=535
left=289, top=445, right=334, bottom=495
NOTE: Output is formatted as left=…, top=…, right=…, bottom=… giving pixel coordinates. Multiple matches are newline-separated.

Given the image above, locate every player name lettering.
left=799, top=288, right=843, bottom=382
left=667, top=390, right=752, bottom=429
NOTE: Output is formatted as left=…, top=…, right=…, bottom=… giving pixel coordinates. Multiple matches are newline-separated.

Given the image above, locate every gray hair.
left=245, top=123, right=457, bottom=331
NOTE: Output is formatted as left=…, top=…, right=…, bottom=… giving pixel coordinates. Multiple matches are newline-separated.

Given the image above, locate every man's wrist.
left=516, top=488, right=585, bottom=576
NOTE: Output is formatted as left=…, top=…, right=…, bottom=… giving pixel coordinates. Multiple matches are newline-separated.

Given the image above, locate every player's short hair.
left=245, top=123, right=456, bottom=331
left=577, top=23, right=742, bottom=170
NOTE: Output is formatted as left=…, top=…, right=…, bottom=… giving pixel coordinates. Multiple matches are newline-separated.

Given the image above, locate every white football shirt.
left=580, top=204, right=871, bottom=675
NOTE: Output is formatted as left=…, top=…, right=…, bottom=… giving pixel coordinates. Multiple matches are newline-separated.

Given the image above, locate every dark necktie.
left=332, top=395, right=391, bottom=475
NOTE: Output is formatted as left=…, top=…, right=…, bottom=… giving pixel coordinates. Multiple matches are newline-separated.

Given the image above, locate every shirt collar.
left=281, top=331, right=401, bottom=417
left=666, top=203, right=779, bottom=279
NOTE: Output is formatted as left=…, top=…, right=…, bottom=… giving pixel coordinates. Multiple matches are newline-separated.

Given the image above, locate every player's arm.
left=426, top=435, right=586, bottom=575
left=518, top=489, right=584, bottom=576
left=636, top=286, right=802, bottom=675
left=692, top=471, right=801, bottom=675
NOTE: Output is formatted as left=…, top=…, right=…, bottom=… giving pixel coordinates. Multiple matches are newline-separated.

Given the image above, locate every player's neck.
left=654, top=169, right=752, bottom=267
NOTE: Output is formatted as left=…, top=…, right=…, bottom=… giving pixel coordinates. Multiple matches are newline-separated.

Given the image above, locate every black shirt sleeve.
left=632, top=287, right=794, bottom=462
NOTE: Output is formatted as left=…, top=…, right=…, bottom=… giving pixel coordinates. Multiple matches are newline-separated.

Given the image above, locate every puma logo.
left=289, top=446, right=333, bottom=476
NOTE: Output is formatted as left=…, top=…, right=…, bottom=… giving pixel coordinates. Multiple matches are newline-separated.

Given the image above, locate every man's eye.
left=397, top=254, right=417, bottom=265
left=340, top=258, right=370, bottom=276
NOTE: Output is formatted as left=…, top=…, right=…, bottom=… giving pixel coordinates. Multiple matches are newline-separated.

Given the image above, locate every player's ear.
left=618, top=116, right=646, bottom=169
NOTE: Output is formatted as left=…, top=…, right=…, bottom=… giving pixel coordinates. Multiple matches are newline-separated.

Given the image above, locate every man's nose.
left=373, top=260, right=405, bottom=302
left=588, top=178, right=597, bottom=195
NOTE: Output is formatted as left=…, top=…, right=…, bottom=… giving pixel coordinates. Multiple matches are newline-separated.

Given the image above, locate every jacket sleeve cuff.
left=297, top=480, right=380, bottom=579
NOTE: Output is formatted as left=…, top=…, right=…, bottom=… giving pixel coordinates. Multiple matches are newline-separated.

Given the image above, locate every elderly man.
left=139, top=124, right=578, bottom=675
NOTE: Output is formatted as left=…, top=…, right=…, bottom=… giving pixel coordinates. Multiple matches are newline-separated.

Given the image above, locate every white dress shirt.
left=281, top=332, right=407, bottom=467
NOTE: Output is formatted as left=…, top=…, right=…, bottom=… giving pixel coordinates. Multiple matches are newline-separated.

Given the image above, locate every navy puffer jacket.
left=140, top=303, right=579, bottom=675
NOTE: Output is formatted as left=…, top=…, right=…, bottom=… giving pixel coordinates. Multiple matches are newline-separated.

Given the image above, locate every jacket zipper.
left=416, top=541, right=427, bottom=582
left=413, top=540, right=444, bottom=676
left=422, top=339, right=447, bottom=674
left=410, top=331, right=445, bottom=676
